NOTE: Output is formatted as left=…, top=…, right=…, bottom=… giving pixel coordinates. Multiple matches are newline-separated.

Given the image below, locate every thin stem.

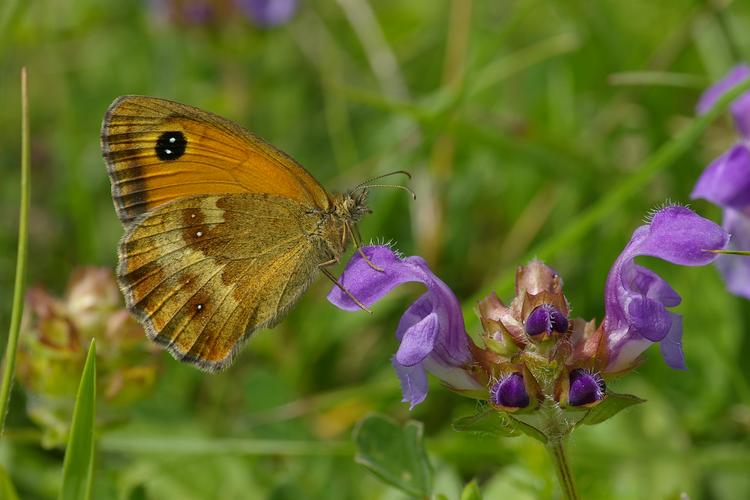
left=0, top=67, right=30, bottom=434
left=547, top=438, right=579, bottom=500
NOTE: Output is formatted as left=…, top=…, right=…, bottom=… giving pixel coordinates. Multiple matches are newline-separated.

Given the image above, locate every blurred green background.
left=2, top=0, right=750, bottom=498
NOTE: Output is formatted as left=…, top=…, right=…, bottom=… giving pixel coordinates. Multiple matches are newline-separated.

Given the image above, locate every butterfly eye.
left=155, top=131, right=187, bottom=160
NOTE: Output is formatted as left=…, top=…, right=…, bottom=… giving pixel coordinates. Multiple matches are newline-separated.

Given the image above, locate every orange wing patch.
left=102, top=96, right=331, bottom=226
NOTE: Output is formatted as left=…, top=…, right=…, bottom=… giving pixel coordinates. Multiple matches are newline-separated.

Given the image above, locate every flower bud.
left=490, top=372, right=530, bottom=409
left=568, top=369, right=606, bottom=407
left=524, top=304, right=569, bottom=336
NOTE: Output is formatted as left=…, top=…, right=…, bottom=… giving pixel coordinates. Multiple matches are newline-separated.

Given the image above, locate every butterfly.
left=101, top=96, right=410, bottom=372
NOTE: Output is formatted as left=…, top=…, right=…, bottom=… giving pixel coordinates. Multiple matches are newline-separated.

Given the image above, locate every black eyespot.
left=155, top=131, right=187, bottom=160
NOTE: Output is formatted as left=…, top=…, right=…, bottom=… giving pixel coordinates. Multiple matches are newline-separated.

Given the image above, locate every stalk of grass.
left=59, top=339, right=97, bottom=500
left=0, top=67, right=30, bottom=435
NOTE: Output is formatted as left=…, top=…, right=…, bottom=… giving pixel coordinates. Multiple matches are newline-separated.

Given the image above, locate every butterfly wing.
left=118, top=193, right=331, bottom=371
left=101, top=95, right=332, bottom=226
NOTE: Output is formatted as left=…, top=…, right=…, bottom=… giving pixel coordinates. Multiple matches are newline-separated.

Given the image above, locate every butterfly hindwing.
left=118, top=193, right=330, bottom=371
left=101, top=95, right=332, bottom=227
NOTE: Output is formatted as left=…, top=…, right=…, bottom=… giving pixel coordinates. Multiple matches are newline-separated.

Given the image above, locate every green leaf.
left=353, top=413, right=432, bottom=497
left=452, top=408, right=520, bottom=438
left=579, top=391, right=645, bottom=426
left=0, top=68, right=30, bottom=435
left=461, top=480, right=482, bottom=500
left=0, top=465, right=20, bottom=500
left=59, top=339, right=97, bottom=500
left=507, top=415, right=548, bottom=444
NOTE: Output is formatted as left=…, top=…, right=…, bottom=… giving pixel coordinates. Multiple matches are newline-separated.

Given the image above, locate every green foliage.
left=452, top=408, right=521, bottom=438
left=460, top=479, right=482, bottom=500
left=579, top=392, right=646, bottom=427
left=0, top=466, right=20, bottom=500
left=59, top=340, right=96, bottom=500
left=353, top=413, right=432, bottom=497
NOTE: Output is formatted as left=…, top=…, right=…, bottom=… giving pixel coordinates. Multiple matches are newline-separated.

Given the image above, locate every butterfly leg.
left=319, top=266, right=372, bottom=314
left=348, top=223, right=384, bottom=272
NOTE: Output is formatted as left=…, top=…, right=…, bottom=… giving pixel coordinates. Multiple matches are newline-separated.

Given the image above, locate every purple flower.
left=235, top=0, right=297, bottom=27
left=696, top=64, right=750, bottom=136
left=327, top=246, right=482, bottom=408
left=691, top=65, right=750, bottom=298
left=603, top=206, right=729, bottom=372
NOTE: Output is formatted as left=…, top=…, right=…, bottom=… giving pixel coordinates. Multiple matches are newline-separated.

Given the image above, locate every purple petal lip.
left=491, top=373, right=529, bottom=408
left=691, top=144, right=750, bottom=210
left=568, top=369, right=605, bottom=406
left=328, top=245, right=477, bottom=408
left=715, top=209, right=750, bottom=299
left=603, top=206, right=729, bottom=372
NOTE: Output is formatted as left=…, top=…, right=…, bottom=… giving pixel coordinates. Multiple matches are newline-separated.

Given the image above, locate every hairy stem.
left=547, top=437, right=579, bottom=500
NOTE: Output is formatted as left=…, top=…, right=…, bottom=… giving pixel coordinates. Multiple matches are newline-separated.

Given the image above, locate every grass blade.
left=0, top=67, right=30, bottom=435
left=59, top=339, right=97, bottom=500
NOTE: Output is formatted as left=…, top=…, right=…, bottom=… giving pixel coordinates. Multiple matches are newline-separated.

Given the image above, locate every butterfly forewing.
left=101, top=95, right=331, bottom=226
left=118, top=193, right=331, bottom=371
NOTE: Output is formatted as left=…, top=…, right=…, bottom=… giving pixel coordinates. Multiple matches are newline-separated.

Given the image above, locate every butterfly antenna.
left=360, top=183, right=416, bottom=200
left=352, top=170, right=412, bottom=193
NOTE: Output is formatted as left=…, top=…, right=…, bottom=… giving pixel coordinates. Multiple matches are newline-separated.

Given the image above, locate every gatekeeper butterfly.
left=101, top=96, right=410, bottom=372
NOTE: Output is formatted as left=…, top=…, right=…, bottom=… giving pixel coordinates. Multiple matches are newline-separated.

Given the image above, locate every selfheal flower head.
left=328, top=246, right=484, bottom=408
left=603, top=206, right=728, bottom=372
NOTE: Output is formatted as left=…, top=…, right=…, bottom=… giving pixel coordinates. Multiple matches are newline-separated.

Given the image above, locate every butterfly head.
left=336, top=189, right=371, bottom=223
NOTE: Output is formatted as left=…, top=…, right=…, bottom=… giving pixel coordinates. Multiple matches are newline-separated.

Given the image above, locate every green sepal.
left=578, top=391, right=645, bottom=426
left=452, top=407, right=521, bottom=438
left=353, top=413, right=432, bottom=498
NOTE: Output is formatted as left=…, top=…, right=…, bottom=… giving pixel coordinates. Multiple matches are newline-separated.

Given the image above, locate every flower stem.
left=0, top=67, right=29, bottom=435
left=547, top=438, right=579, bottom=500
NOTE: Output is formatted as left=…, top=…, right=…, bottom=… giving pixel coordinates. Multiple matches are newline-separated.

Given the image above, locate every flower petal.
left=626, top=296, right=671, bottom=342
left=715, top=209, right=750, bottom=299
left=327, top=246, right=417, bottom=311
left=691, top=144, right=750, bottom=210
left=697, top=64, right=750, bottom=137
left=395, top=313, right=439, bottom=366
left=623, top=264, right=681, bottom=307
left=659, top=313, right=685, bottom=370
left=633, top=206, right=730, bottom=265
left=392, top=358, right=428, bottom=409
